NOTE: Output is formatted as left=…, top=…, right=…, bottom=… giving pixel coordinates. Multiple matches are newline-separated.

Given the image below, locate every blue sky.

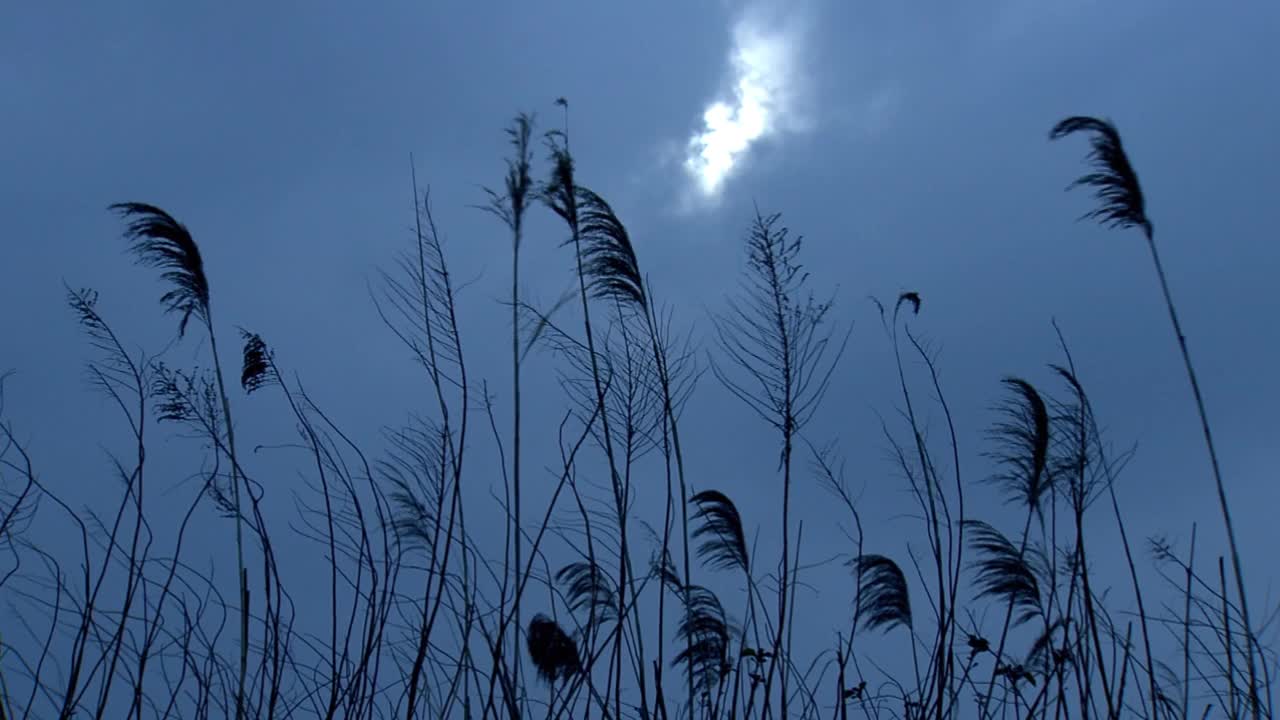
left=2, top=0, right=1279, bottom=714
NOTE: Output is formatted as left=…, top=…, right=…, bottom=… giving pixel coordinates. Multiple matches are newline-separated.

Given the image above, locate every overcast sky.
left=2, top=0, right=1278, bottom=711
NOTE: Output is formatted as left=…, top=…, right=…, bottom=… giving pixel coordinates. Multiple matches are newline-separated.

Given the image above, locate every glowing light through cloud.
left=685, top=17, right=802, bottom=199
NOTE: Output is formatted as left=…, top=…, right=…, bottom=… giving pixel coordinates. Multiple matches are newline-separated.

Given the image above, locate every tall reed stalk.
left=1051, top=116, right=1259, bottom=718
left=110, top=203, right=253, bottom=720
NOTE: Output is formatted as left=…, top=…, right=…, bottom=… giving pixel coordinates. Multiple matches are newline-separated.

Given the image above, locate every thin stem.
left=205, top=316, right=249, bottom=720
left=1144, top=229, right=1258, bottom=719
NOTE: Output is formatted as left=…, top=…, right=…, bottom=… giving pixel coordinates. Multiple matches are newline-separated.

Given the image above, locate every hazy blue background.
left=2, top=0, right=1278, bottom=706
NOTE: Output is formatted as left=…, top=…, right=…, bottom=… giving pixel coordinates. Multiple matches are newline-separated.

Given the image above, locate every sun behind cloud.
left=684, top=11, right=806, bottom=202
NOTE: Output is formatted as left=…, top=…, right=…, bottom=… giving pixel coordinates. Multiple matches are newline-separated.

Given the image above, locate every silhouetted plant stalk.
left=973, top=377, right=1051, bottom=720
left=0, top=376, right=35, bottom=562
left=1052, top=115, right=1260, bottom=719
left=542, top=97, right=657, bottom=719
left=864, top=303, right=975, bottom=720
left=1054, top=327, right=1162, bottom=720
left=904, top=329, right=968, bottom=720
left=641, top=296, right=699, bottom=716
left=0, top=400, right=26, bottom=717
left=481, top=111, right=536, bottom=710
left=3, top=292, right=250, bottom=719
left=67, top=289, right=152, bottom=720
left=1185, top=525, right=1198, bottom=720
left=1049, top=358, right=1129, bottom=720
left=875, top=292, right=971, bottom=720
left=373, top=170, right=472, bottom=719
left=712, top=209, right=847, bottom=719
left=110, top=202, right=256, bottom=720
left=2, top=105, right=1276, bottom=720
left=242, top=331, right=400, bottom=719
left=34, top=289, right=154, bottom=720
left=150, top=336, right=297, bottom=718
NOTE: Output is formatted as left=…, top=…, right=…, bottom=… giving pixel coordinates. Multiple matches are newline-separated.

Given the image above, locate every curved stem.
left=205, top=317, right=249, bottom=720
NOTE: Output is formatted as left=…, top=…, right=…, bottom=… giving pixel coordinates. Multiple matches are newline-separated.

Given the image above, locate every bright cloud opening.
left=684, top=16, right=803, bottom=200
